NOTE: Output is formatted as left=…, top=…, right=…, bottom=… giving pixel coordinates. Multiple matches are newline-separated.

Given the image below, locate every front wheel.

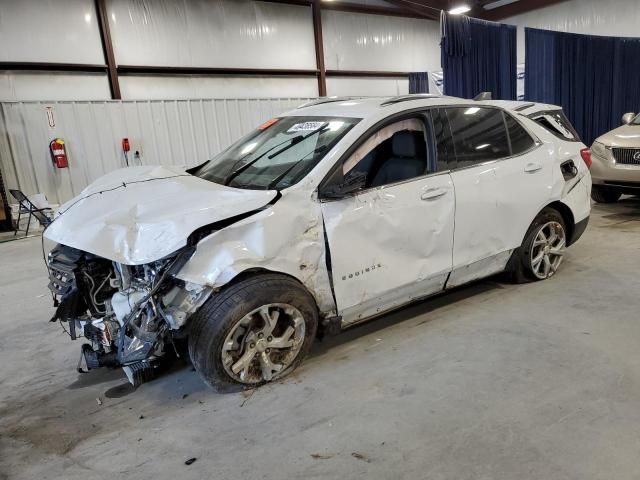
left=505, top=208, right=567, bottom=283
left=188, top=273, right=318, bottom=391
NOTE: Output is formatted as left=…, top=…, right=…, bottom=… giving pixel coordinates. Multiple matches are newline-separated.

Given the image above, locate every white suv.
left=45, top=95, right=592, bottom=390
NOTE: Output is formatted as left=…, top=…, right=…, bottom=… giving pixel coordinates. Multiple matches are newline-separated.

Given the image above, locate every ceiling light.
left=449, top=5, right=471, bottom=14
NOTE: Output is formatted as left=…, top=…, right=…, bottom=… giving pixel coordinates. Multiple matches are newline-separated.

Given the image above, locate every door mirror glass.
left=622, top=112, right=635, bottom=125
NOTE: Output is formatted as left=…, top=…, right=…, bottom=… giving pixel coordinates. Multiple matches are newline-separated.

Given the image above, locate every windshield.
left=192, top=116, right=359, bottom=190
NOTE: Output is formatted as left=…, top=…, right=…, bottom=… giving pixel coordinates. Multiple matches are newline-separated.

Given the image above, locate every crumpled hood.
left=44, top=165, right=277, bottom=265
left=596, top=124, right=640, bottom=147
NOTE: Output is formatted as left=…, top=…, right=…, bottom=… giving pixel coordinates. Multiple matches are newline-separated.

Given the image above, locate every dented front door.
left=321, top=173, right=455, bottom=325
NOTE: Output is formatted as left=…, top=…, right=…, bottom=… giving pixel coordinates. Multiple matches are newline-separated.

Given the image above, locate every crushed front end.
left=47, top=244, right=211, bottom=386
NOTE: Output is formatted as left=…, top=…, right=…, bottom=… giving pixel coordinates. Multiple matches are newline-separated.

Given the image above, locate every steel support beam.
left=94, top=0, right=121, bottom=99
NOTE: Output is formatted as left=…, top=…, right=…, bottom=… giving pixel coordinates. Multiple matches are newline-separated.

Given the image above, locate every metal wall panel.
left=0, top=98, right=312, bottom=204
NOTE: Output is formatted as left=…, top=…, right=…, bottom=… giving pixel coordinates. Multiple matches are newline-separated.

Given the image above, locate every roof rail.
left=514, top=102, right=535, bottom=112
left=380, top=94, right=439, bottom=107
left=297, top=96, right=362, bottom=109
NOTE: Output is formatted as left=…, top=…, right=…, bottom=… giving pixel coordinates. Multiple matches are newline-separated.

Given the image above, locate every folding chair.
left=9, top=189, right=53, bottom=237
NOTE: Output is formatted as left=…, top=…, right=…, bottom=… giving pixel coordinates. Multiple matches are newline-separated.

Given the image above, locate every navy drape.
left=441, top=13, right=517, bottom=100
left=409, top=72, right=430, bottom=94
left=525, top=27, right=640, bottom=146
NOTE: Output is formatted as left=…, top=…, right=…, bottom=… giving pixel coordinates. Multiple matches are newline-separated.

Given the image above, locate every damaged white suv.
left=45, top=95, right=592, bottom=390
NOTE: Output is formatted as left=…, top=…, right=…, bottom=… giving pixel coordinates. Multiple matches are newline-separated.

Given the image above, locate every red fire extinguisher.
left=50, top=138, right=68, bottom=168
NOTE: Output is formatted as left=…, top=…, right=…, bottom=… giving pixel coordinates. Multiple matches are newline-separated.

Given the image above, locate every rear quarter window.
left=529, top=110, right=580, bottom=142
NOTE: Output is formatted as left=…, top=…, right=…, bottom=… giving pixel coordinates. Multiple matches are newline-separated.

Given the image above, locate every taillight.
left=580, top=148, right=592, bottom=169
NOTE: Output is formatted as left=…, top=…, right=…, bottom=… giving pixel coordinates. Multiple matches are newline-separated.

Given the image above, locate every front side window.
left=446, top=107, right=511, bottom=168
left=343, top=117, right=429, bottom=189
left=193, top=116, right=358, bottom=190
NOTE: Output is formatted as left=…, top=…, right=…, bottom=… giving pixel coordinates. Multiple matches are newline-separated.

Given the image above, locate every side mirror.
left=622, top=112, right=635, bottom=125
left=322, top=171, right=366, bottom=199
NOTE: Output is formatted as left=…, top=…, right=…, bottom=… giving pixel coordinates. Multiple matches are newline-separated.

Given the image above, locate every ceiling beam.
left=256, top=0, right=434, bottom=19
left=0, top=62, right=108, bottom=73
left=479, top=0, right=567, bottom=21
left=383, top=0, right=441, bottom=20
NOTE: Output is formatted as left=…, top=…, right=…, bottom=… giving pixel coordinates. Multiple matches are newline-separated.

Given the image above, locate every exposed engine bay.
left=47, top=244, right=211, bottom=386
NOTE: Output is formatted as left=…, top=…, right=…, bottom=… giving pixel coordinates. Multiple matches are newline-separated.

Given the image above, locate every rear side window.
left=505, top=113, right=536, bottom=155
left=529, top=110, right=580, bottom=142
left=446, top=107, right=511, bottom=168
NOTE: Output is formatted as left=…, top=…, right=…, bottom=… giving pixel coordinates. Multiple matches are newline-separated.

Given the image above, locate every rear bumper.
left=593, top=180, right=640, bottom=195
left=568, top=216, right=589, bottom=246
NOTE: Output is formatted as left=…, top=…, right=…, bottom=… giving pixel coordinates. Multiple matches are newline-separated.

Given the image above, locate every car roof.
left=283, top=95, right=562, bottom=120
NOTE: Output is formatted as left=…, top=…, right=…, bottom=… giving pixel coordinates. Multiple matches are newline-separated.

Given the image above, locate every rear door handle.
left=421, top=188, right=447, bottom=200
left=524, top=162, right=543, bottom=173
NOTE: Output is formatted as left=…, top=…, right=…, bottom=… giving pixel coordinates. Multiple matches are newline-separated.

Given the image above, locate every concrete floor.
left=1, top=199, right=640, bottom=480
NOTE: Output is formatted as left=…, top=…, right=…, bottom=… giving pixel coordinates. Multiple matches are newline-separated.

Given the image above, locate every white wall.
left=0, top=72, right=111, bottom=101
left=108, top=0, right=316, bottom=69
left=0, top=0, right=105, bottom=64
left=119, top=76, right=318, bottom=100
left=0, top=0, right=442, bottom=101
left=326, top=77, right=409, bottom=97
left=504, top=0, right=640, bottom=63
left=322, top=11, right=440, bottom=73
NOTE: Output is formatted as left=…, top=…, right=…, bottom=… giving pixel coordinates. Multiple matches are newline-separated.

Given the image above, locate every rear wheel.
left=506, top=208, right=567, bottom=283
left=188, top=273, right=318, bottom=391
left=591, top=186, right=621, bottom=203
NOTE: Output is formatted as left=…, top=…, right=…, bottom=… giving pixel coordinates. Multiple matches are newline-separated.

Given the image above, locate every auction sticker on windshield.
left=287, top=121, right=325, bottom=133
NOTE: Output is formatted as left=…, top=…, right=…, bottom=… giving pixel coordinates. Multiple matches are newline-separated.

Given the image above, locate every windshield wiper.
left=223, top=123, right=329, bottom=187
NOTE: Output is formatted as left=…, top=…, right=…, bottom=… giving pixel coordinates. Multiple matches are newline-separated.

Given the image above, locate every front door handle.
left=524, top=162, right=543, bottom=173
left=421, top=188, right=447, bottom=200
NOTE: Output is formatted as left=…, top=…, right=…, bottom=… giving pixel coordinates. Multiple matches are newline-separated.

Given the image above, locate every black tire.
left=504, top=207, right=567, bottom=284
left=188, top=273, right=318, bottom=392
left=591, top=186, right=621, bottom=203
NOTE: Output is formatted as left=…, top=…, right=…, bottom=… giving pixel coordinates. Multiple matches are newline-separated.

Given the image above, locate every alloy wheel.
left=530, top=221, right=566, bottom=279
left=221, top=303, right=306, bottom=384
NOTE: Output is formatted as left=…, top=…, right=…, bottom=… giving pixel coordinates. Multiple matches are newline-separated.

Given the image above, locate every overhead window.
left=505, top=113, right=536, bottom=155
left=446, top=107, right=511, bottom=168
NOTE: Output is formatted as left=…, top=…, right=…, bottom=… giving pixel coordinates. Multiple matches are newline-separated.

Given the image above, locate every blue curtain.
left=441, top=13, right=517, bottom=100
left=409, top=72, right=430, bottom=94
left=525, top=27, right=640, bottom=146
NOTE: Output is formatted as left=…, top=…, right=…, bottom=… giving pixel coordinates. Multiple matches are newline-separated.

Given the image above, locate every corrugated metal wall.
left=0, top=98, right=312, bottom=204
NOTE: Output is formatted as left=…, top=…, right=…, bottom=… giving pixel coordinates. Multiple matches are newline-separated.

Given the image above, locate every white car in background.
left=44, top=95, right=592, bottom=390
